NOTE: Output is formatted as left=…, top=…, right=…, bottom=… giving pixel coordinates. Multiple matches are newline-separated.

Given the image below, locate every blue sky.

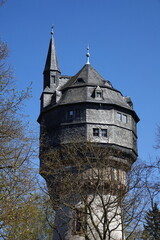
left=0, top=0, right=160, bottom=163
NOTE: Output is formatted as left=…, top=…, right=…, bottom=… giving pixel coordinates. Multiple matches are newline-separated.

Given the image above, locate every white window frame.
left=122, top=114, right=127, bottom=123
left=117, top=112, right=127, bottom=123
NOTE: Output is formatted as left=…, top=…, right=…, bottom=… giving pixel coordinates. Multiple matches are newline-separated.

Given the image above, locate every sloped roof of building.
left=44, top=35, right=60, bottom=73
left=61, top=64, right=112, bottom=89
left=58, top=63, right=133, bottom=111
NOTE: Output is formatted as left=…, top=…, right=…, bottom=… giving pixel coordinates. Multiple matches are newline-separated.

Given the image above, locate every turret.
left=40, top=26, right=61, bottom=110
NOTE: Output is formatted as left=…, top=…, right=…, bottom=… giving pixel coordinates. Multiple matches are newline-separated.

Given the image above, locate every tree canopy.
left=143, top=202, right=160, bottom=240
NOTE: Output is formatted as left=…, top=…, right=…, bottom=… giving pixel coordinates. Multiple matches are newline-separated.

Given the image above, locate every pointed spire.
left=86, top=45, right=90, bottom=64
left=44, top=26, right=60, bottom=73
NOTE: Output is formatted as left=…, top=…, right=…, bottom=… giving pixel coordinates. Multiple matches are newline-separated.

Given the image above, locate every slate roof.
left=44, top=36, right=60, bottom=73
left=58, top=64, right=133, bottom=111
left=61, top=64, right=112, bottom=89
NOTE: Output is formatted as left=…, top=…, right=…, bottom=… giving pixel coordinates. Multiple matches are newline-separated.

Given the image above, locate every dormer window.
left=75, top=78, right=85, bottom=84
left=96, top=91, right=102, bottom=98
left=95, top=86, right=103, bottom=99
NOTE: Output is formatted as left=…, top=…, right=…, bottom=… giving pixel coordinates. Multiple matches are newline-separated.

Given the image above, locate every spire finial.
left=51, top=24, right=54, bottom=36
left=86, top=45, right=90, bottom=64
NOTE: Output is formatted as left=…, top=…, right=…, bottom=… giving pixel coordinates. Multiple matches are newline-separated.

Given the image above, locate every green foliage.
left=143, top=202, right=160, bottom=240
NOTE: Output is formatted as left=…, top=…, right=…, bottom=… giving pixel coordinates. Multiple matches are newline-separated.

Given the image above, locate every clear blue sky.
left=0, top=0, right=160, bottom=163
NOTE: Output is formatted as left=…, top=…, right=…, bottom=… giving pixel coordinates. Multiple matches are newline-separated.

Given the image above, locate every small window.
left=67, top=110, right=74, bottom=119
left=122, top=114, right=127, bottom=123
left=93, top=128, right=99, bottom=136
left=117, top=112, right=122, bottom=121
left=101, top=129, right=107, bottom=137
left=67, top=109, right=82, bottom=121
left=51, top=75, right=56, bottom=84
left=111, top=168, right=115, bottom=180
left=96, top=91, right=102, bottom=98
left=75, top=109, right=81, bottom=119
left=115, top=169, right=120, bottom=181
left=95, top=86, right=102, bottom=99
left=133, top=137, right=137, bottom=148
left=117, top=112, right=127, bottom=123
left=76, top=78, right=85, bottom=83
left=73, top=208, right=86, bottom=235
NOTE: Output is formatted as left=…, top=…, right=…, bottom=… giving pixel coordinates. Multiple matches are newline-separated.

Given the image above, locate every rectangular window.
left=93, top=128, right=99, bottom=136
left=117, top=112, right=122, bottom=121
left=51, top=75, right=56, bottom=84
left=73, top=208, right=86, bottom=235
left=66, top=109, right=82, bottom=121
left=111, top=167, right=115, bottom=180
left=117, top=112, right=127, bottom=123
left=122, top=114, right=127, bottom=123
left=67, top=110, right=74, bottom=119
left=96, top=91, right=102, bottom=98
left=101, top=129, right=107, bottom=137
left=75, top=109, right=81, bottom=119
left=116, top=169, right=120, bottom=181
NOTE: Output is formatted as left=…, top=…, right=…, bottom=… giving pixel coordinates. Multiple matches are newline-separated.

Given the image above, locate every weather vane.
left=51, top=24, right=54, bottom=36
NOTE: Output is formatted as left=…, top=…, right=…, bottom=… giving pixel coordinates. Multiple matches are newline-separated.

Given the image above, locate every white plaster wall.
left=53, top=195, right=124, bottom=240
left=86, top=194, right=124, bottom=240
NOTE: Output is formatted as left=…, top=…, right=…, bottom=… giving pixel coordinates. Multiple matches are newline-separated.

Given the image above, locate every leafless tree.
left=40, top=139, right=149, bottom=240
left=0, top=0, right=7, bottom=7
left=0, top=40, right=55, bottom=240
